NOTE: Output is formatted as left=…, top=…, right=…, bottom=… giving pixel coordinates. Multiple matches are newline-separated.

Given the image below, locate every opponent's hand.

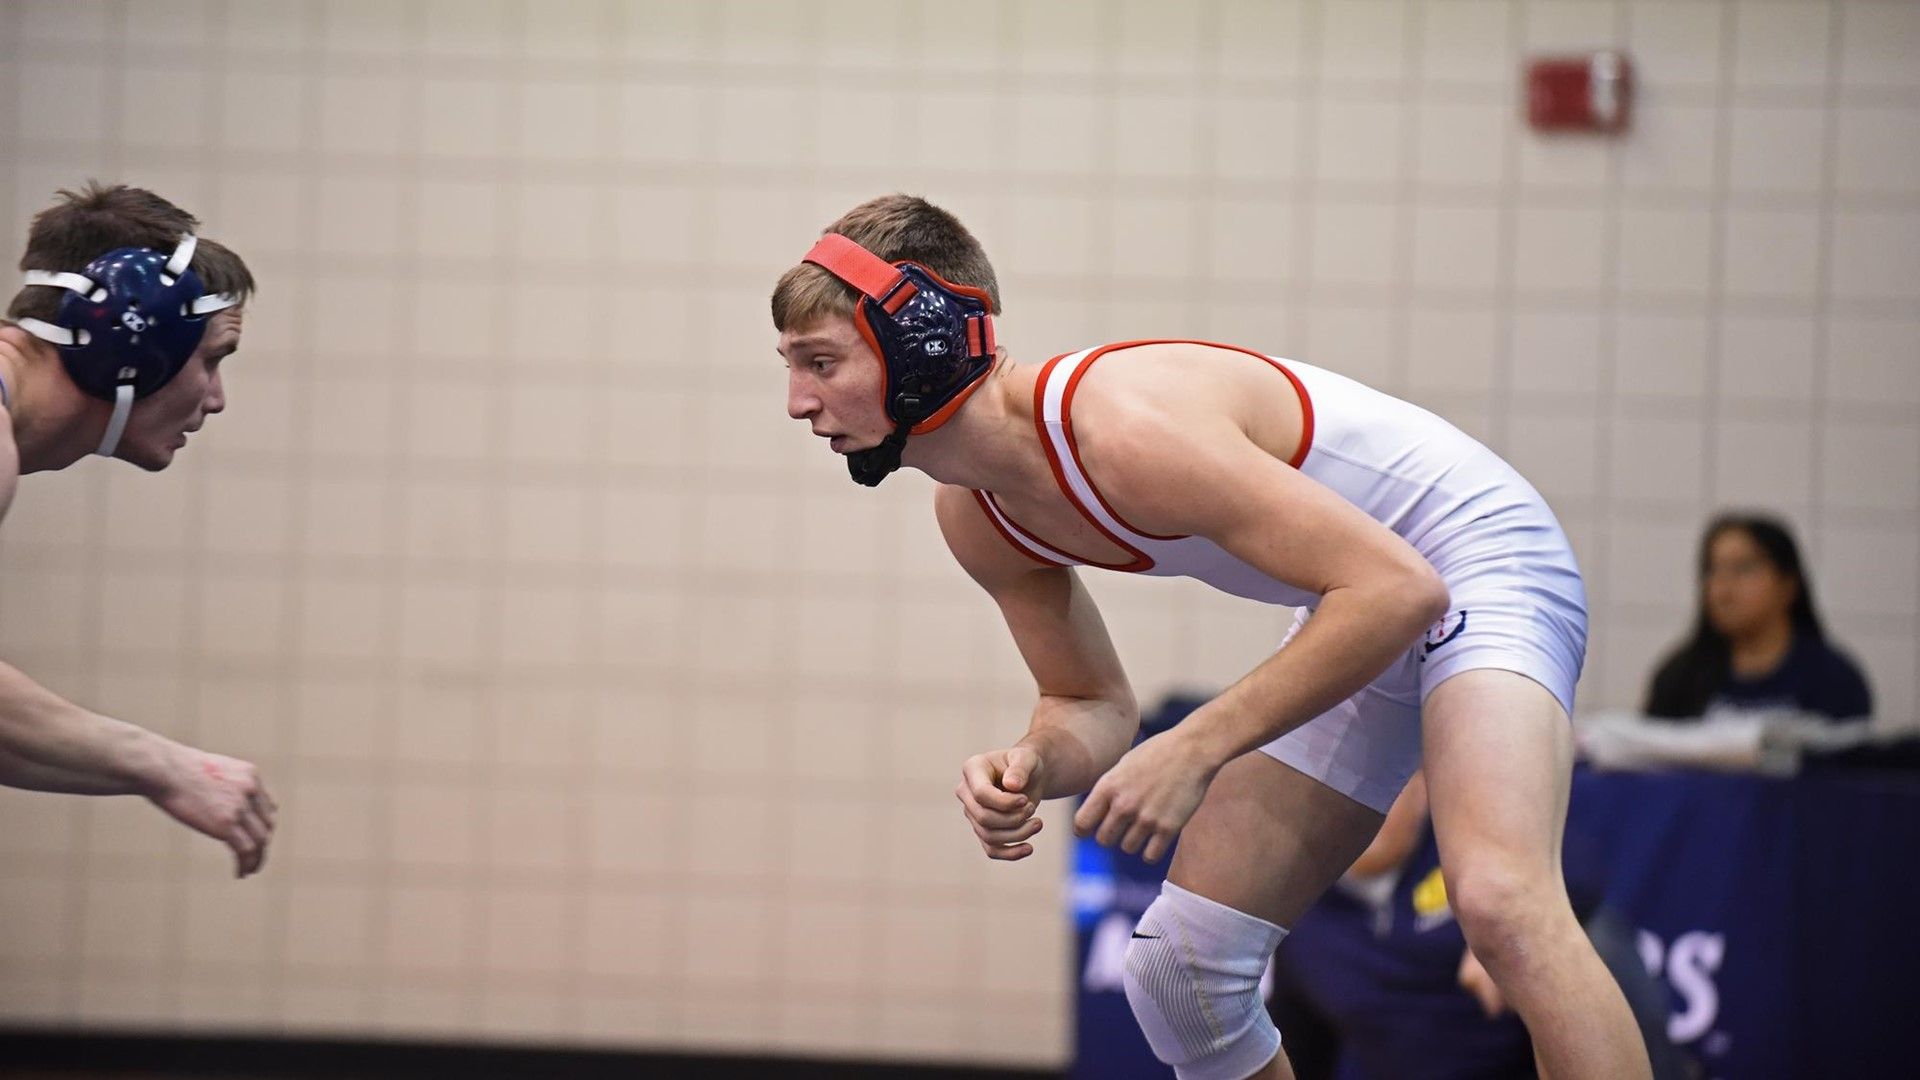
left=1458, top=947, right=1507, bottom=1017
left=147, top=747, right=277, bottom=878
left=1073, top=730, right=1215, bottom=864
left=956, top=745, right=1045, bottom=861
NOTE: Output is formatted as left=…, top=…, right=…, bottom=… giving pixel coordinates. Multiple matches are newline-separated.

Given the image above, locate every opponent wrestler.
left=0, top=183, right=276, bottom=878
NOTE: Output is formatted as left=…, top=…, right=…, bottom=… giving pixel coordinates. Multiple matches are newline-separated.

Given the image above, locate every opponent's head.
left=772, top=194, right=1000, bottom=487
left=7, top=182, right=254, bottom=469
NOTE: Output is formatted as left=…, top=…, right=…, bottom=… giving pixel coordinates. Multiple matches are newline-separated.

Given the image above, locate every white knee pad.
left=1122, top=881, right=1288, bottom=1080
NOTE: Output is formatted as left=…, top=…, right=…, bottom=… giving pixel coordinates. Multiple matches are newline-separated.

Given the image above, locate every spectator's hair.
left=1643, top=513, right=1826, bottom=718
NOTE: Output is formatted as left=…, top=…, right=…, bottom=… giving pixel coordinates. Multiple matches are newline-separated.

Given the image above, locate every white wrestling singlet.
left=974, top=340, right=1589, bottom=813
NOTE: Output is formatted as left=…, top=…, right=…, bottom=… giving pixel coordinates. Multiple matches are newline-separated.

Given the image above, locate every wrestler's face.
left=780, top=315, right=891, bottom=455
left=114, top=308, right=241, bottom=471
left=1703, top=527, right=1796, bottom=639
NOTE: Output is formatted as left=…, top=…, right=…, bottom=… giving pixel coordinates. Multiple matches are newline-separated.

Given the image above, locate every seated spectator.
left=1644, top=513, right=1871, bottom=722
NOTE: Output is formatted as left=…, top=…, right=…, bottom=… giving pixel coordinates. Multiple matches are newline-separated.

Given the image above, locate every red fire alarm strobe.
left=1526, top=51, right=1633, bottom=133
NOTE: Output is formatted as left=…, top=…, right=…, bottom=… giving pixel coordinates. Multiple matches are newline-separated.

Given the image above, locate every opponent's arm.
left=0, top=660, right=277, bottom=876
left=0, top=419, right=275, bottom=875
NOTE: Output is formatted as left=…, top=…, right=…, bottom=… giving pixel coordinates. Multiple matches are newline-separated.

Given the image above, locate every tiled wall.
left=1, top=0, right=1914, bottom=1067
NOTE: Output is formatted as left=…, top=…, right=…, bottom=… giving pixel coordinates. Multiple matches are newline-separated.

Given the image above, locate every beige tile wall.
left=1, top=0, right=1915, bottom=1067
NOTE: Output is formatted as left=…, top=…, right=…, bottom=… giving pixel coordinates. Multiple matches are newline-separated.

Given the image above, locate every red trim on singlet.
left=970, top=490, right=1063, bottom=566
left=967, top=341, right=1316, bottom=576
left=954, top=353, right=1146, bottom=572
left=1271, top=357, right=1315, bottom=470
left=1060, top=339, right=1315, bottom=541
left=1105, top=339, right=1312, bottom=468
left=1058, top=347, right=1188, bottom=542
left=1029, top=352, right=1153, bottom=572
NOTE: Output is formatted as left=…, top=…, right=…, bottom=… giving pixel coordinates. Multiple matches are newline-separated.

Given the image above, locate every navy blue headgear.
left=801, top=233, right=997, bottom=487
left=17, top=234, right=237, bottom=456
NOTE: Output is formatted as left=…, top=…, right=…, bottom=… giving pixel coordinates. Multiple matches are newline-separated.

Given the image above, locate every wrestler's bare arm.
left=0, top=417, right=276, bottom=875
left=936, top=483, right=1138, bottom=860
left=936, top=483, right=1139, bottom=794
left=1080, top=378, right=1449, bottom=766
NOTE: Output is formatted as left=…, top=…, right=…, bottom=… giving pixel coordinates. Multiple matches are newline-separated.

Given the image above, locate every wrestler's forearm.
left=1017, top=692, right=1139, bottom=799
left=0, top=659, right=167, bottom=795
left=1179, top=581, right=1445, bottom=768
left=0, top=742, right=136, bottom=793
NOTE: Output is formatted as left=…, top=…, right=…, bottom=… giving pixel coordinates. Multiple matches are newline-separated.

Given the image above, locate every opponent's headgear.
left=800, top=233, right=997, bottom=487
left=16, top=234, right=238, bottom=456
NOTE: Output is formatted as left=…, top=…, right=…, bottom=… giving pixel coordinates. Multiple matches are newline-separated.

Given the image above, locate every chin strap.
left=846, top=422, right=911, bottom=487
left=96, top=383, right=134, bottom=456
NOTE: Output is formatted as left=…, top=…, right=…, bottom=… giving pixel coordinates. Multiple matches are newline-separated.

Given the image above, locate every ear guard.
left=801, top=233, right=997, bottom=486
left=17, top=234, right=238, bottom=456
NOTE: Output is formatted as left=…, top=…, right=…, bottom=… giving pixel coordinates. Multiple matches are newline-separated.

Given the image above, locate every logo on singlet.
left=1419, top=610, right=1468, bottom=661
